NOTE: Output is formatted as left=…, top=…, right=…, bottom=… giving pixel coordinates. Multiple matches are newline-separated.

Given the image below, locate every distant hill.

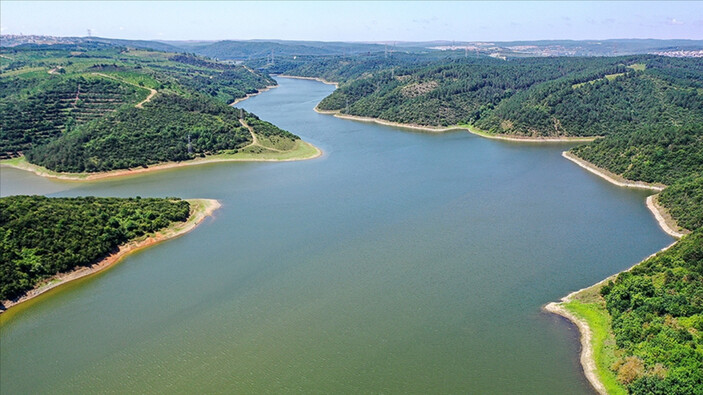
left=3, top=35, right=701, bottom=60
left=174, top=40, right=388, bottom=60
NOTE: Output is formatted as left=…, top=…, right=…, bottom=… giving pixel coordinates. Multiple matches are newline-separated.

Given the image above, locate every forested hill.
left=26, top=95, right=249, bottom=172
left=1, top=44, right=303, bottom=172
left=0, top=196, right=191, bottom=302
left=315, top=55, right=703, bottom=135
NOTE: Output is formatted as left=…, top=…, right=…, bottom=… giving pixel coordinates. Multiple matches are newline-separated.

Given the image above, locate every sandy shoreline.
left=1, top=143, right=322, bottom=181
left=544, top=300, right=607, bottom=395
left=275, top=74, right=339, bottom=88
left=230, top=84, right=278, bottom=105
left=646, top=194, right=688, bottom=238
left=562, top=151, right=665, bottom=191
left=314, top=108, right=598, bottom=142
left=0, top=199, right=221, bottom=314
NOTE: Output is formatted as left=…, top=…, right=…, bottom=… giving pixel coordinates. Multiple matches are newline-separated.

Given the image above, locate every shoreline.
left=0, top=198, right=221, bottom=314
left=314, top=108, right=599, bottom=142
left=230, top=84, right=278, bottom=106
left=562, top=151, right=665, bottom=191
left=544, top=300, right=607, bottom=395
left=275, top=74, right=339, bottom=88
left=646, top=194, right=688, bottom=238
left=0, top=142, right=322, bottom=182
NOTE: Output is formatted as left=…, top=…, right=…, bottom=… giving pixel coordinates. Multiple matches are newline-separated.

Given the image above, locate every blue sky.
left=2, top=1, right=701, bottom=42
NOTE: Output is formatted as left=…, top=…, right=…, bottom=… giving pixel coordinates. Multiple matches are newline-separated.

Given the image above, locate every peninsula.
left=0, top=196, right=220, bottom=313
left=0, top=44, right=320, bottom=180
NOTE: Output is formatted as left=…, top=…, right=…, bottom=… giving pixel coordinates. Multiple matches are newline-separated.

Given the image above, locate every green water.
left=1, top=77, right=672, bottom=394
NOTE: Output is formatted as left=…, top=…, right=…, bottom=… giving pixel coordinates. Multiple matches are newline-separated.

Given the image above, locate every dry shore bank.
left=0, top=142, right=322, bottom=182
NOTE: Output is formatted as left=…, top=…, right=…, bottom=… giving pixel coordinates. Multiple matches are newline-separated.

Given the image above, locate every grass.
left=1, top=67, right=48, bottom=77
left=0, top=140, right=320, bottom=181
left=455, top=123, right=597, bottom=141
left=573, top=73, right=626, bottom=89
left=561, top=283, right=628, bottom=395
left=256, top=135, right=298, bottom=151
left=95, top=71, right=162, bottom=90
left=217, top=140, right=320, bottom=161
left=628, top=63, right=646, bottom=71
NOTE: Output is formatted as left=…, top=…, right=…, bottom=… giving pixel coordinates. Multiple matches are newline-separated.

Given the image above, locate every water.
left=0, top=77, right=672, bottom=394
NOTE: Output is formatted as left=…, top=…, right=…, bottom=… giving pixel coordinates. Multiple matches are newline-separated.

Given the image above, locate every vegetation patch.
left=598, top=232, right=703, bottom=394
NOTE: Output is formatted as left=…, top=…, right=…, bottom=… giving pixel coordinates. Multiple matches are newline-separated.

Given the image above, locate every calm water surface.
left=0, top=78, right=672, bottom=394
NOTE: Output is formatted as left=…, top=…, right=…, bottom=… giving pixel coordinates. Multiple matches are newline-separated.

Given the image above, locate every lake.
left=0, top=77, right=672, bottom=394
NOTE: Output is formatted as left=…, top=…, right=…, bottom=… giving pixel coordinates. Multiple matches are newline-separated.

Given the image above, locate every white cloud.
left=667, top=18, right=684, bottom=25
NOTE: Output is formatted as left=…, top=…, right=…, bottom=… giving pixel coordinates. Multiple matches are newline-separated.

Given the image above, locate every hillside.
left=0, top=43, right=307, bottom=173
left=314, top=55, right=703, bottom=135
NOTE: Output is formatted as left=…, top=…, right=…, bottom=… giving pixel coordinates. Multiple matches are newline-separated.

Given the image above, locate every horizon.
left=1, top=1, right=702, bottom=42
left=4, top=34, right=703, bottom=45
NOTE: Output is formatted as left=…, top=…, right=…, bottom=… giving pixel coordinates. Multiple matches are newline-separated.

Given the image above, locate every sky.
left=1, top=1, right=702, bottom=42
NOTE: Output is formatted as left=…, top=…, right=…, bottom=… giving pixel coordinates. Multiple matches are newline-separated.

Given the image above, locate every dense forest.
left=0, top=44, right=301, bottom=172
left=599, top=230, right=703, bottom=394
left=0, top=196, right=191, bottom=301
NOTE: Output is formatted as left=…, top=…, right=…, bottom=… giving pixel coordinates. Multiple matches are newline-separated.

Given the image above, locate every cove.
left=0, top=77, right=672, bottom=394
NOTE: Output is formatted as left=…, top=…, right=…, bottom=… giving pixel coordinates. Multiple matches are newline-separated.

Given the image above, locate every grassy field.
left=217, top=140, right=320, bottom=161
left=561, top=283, right=628, bottom=395
left=572, top=72, right=627, bottom=89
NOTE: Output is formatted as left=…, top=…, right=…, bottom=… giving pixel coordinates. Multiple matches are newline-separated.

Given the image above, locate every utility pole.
left=346, top=97, right=349, bottom=113
left=187, top=133, right=193, bottom=154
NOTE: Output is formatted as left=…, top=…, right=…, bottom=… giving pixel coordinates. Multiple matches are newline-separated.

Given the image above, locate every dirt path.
left=240, top=118, right=259, bottom=146
left=238, top=119, right=285, bottom=152
left=92, top=72, right=157, bottom=108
